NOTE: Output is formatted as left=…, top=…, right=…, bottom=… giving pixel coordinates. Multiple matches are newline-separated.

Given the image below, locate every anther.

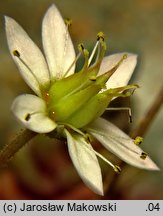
left=78, top=43, right=85, bottom=52
left=65, top=18, right=72, bottom=27
left=123, top=53, right=128, bottom=59
left=85, top=133, right=92, bottom=143
left=97, top=32, right=105, bottom=41
left=24, top=112, right=40, bottom=121
left=63, top=44, right=89, bottom=77
left=134, top=136, right=143, bottom=145
left=12, top=50, right=41, bottom=89
left=25, top=113, right=31, bottom=121
left=113, top=165, right=121, bottom=174
left=88, top=36, right=106, bottom=67
left=140, top=152, right=148, bottom=160
left=13, top=50, right=20, bottom=57
left=119, top=53, right=128, bottom=64
left=77, top=43, right=90, bottom=70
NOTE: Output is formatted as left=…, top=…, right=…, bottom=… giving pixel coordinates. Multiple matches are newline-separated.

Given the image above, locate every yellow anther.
left=123, top=53, right=128, bottom=59
left=77, top=43, right=89, bottom=61
left=65, top=18, right=72, bottom=26
left=97, top=31, right=105, bottom=41
left=13, top=50, right=20, bottom=57
left=114, top=165, right=121, bottom=174
left=78, top=43, right=85, bottom=52
left=134, top=136, right=143, bottom=145
left=140, top=152, right=148, bottom=160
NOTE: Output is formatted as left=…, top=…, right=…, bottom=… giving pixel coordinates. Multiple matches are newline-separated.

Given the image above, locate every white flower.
left=5, top=4, right=159, bottom=196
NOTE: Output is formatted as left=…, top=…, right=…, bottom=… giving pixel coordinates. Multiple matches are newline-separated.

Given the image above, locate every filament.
left=13, top=50, right=41, bottom=89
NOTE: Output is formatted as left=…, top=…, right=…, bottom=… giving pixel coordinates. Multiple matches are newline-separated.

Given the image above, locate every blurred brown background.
left=0, top=0, right=163, bottom=199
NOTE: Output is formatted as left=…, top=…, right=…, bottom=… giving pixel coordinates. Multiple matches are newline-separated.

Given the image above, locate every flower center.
left=46, top=34, right=134, bottom=128
left=12, top=34, right=138, bottom=129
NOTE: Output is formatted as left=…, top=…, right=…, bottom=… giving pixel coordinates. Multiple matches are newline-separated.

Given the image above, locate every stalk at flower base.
left=4, top=3, right=159, bottom=196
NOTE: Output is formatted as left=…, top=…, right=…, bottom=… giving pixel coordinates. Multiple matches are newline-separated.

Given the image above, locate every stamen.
left=63, top=52, right=81, bottom=77
left=140, top=152, right=148, bottom=160
left=85, top=133, right=93, bottom=143
left=25, top=113, right=31, bottom=121
left=78, top=44, right=89, bottom=71
left=13, top=50, right=20, bottom=57
left=63, top=43, right=89, bottom=77
left=97, top=32, right=105, bottom=41
left=65, top=18, right=72, bottom=27
left=106, top=107, right=132, bottom=123
left=134, top=136, right=143, bottom=145
left=88, top=32, right=105, bottom=66
left=24, top=111, right=40, bottom=121
left=94, top=34, right=106, bottom=64
left=65, top=128, right=121, bottom=173
left=113, top=165, right=121, bottom=174
left=88, top=41, right=99, bottom=66
left=91, top=148, right=121, bottom=173
left=88, top=127, right=143, bottom=157
left=78, top=43, right=85, bottom=51
left=13, top=50, right=41, bottom=89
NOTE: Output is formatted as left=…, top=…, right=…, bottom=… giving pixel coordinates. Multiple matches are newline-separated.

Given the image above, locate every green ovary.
left=46, top=69, right=102, bottom=126
left=48, top=83, right=101, bottom=122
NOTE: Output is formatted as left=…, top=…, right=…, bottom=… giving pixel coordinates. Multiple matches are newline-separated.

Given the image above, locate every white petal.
left=99, top=53, right=137, bottom=89
left=42, top=4, right=76, bottom=79
left=11, top=94, right=57, bottom=133
left=86, top=118, right=159, bottom=170
left=65, top=130, right=103, bottom=195
left=5, top=16, right=50, bottom=96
